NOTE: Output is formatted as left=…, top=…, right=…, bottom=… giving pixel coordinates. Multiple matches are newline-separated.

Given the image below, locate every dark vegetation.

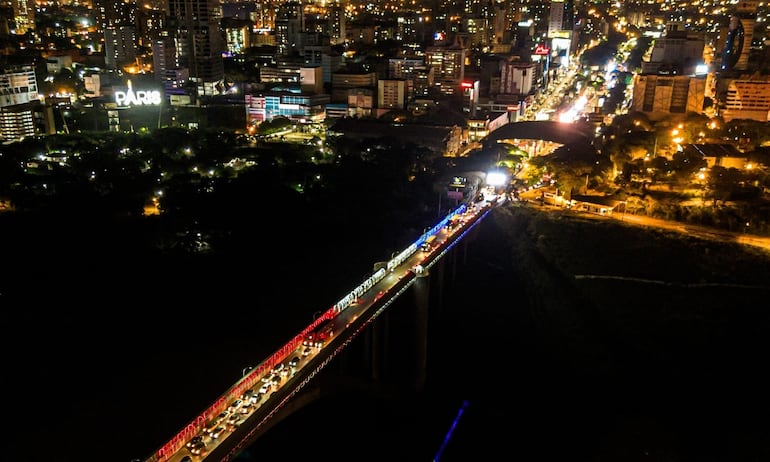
left=436, top=204, right=770, bottom=461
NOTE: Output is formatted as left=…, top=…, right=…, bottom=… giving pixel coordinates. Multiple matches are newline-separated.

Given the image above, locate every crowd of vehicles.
left=180, top=345, right=317, bottom=459
left=155, top=198, right=503, bottom=462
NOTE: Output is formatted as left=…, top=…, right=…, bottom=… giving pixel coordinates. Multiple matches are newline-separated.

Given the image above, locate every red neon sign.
left=534, top=45, right=550, bottom=55
left=460, top=81, right=473, bottom=89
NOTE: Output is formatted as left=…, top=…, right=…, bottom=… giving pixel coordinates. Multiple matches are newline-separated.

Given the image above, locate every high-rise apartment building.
left=425, top=46, right=466, bottom=95
left=492, top=5, right=510, bottom=47
left=152, top=36, right=190, bottom=94
left=135, top=7, right=166, bottom=47
left=328, top=5, right=345, bottom=46
left=11, top=0, right=34, bottom=34
left=94, top=0, right=138, bottom=70
left=719, top=76, right=770, bottom=122
left=275, top=1, right=304, bottom=57
left=94, top=0, right=136, bottom=34
left=168, top=0, right=225, bottom=95
left=721, top=1, right=757, bottom=72
left=547, top=0, right=573, bottom=38
left=105, top=26, right=137, bottom=69
left=378, top=79, right=406, bottom=110
left=0, top=65, right=38, bottom=141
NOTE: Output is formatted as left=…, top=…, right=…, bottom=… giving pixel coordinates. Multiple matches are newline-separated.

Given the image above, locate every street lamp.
left=242, top=366, right=254, bottom=377
left=486, top=170, right=508, bottom=188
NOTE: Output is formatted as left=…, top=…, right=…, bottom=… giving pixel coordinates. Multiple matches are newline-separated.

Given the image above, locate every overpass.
left=483, top=120, right=594, bottom=146
left=141, top=196, right=502, bottom=462
left=482, top=120, right=597, bottom=158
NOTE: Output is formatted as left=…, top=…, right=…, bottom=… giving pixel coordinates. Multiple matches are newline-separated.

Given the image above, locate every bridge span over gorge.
left=145, top=196, right=501, bottom=462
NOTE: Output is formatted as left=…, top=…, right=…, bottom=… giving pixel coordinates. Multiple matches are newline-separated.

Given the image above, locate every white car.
left=240, top=401, right=253, bottom=414
left=258, top=383, right=271, bottom=395
left=210, top=426, right=226, bottom=439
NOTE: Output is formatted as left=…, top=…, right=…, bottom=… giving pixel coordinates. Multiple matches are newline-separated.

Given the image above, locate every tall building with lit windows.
left=328, top=5, right=345, bottom=46
left=547, top=0, right=564, bottom=38
left=94, top=0, right=138, bottom=70
left=720, top=0, right=757, bottom=72
left=547, top=0, right=575, bottom=58
left=425, top=46, right=466, bottom=95
left=275, top=1, right=304, bottom=57
left=94, top=0, right=137, bottom=35
left=11, top=0, right=34, bottom=34
left=168, top=0, right=225, bottom=95
left=378, top=79, right=406, bottom=110
left=0, top=65, right=39, bottom=142
left=720, top=76, right=770, bottom=122
left=547, top=0, right=573, bottom=38
left=105, top=26, right=137, bottom=69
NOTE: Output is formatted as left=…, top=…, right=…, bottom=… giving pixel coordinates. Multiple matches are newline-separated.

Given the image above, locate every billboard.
left=115, top=80, right=162, bottom=107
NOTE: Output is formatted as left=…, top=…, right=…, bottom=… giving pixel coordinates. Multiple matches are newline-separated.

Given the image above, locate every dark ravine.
left=247, top=204, right=770, bottom=461
left=4, top=202, right=769, bottom=462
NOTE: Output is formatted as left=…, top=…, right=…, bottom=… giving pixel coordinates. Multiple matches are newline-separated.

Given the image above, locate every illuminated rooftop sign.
left=450, top=176, right=467, bottom=188
left=115, top=80, right=161, bottom=107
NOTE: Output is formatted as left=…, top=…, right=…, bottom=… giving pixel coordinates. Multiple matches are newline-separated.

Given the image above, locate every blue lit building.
left=246, top=91, right=329, bottom=124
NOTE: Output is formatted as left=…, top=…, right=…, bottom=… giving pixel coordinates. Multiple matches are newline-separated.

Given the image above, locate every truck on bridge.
left=303, top=318, right=334, bottom=348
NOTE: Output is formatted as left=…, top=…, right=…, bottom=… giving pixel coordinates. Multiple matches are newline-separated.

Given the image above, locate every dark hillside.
left=429, top=204, right=770, bottom=461
left=250, top=204, right=770, bottom=461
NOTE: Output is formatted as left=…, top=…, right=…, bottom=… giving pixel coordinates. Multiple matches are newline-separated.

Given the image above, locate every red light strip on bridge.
left=156, top=307, right=339, bottom=461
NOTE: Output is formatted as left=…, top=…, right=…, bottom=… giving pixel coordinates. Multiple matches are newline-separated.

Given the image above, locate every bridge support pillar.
left=368, top=306, right=389, bottom=382
left=412, top=270, right=430, bottom=392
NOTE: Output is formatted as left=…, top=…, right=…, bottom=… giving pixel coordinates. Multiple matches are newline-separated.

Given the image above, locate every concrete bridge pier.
left=336, top=232, right=480, bottom=390
left=412, top=268, right=430, bottom=392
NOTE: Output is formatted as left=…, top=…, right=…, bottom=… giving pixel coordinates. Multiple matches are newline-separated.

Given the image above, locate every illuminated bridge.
left=142, top=196, right=503, bottom=462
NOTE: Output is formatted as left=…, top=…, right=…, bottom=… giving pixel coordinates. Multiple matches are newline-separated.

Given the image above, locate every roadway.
left=514, top=192, right=770, bottom=254
left=613, top=212, right=770, bottom=253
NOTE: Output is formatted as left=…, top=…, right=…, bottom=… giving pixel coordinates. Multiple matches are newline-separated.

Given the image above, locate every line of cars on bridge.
left=179, top=350, right=309, bottom=460
left=173, top=199, right=501, bottom=462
